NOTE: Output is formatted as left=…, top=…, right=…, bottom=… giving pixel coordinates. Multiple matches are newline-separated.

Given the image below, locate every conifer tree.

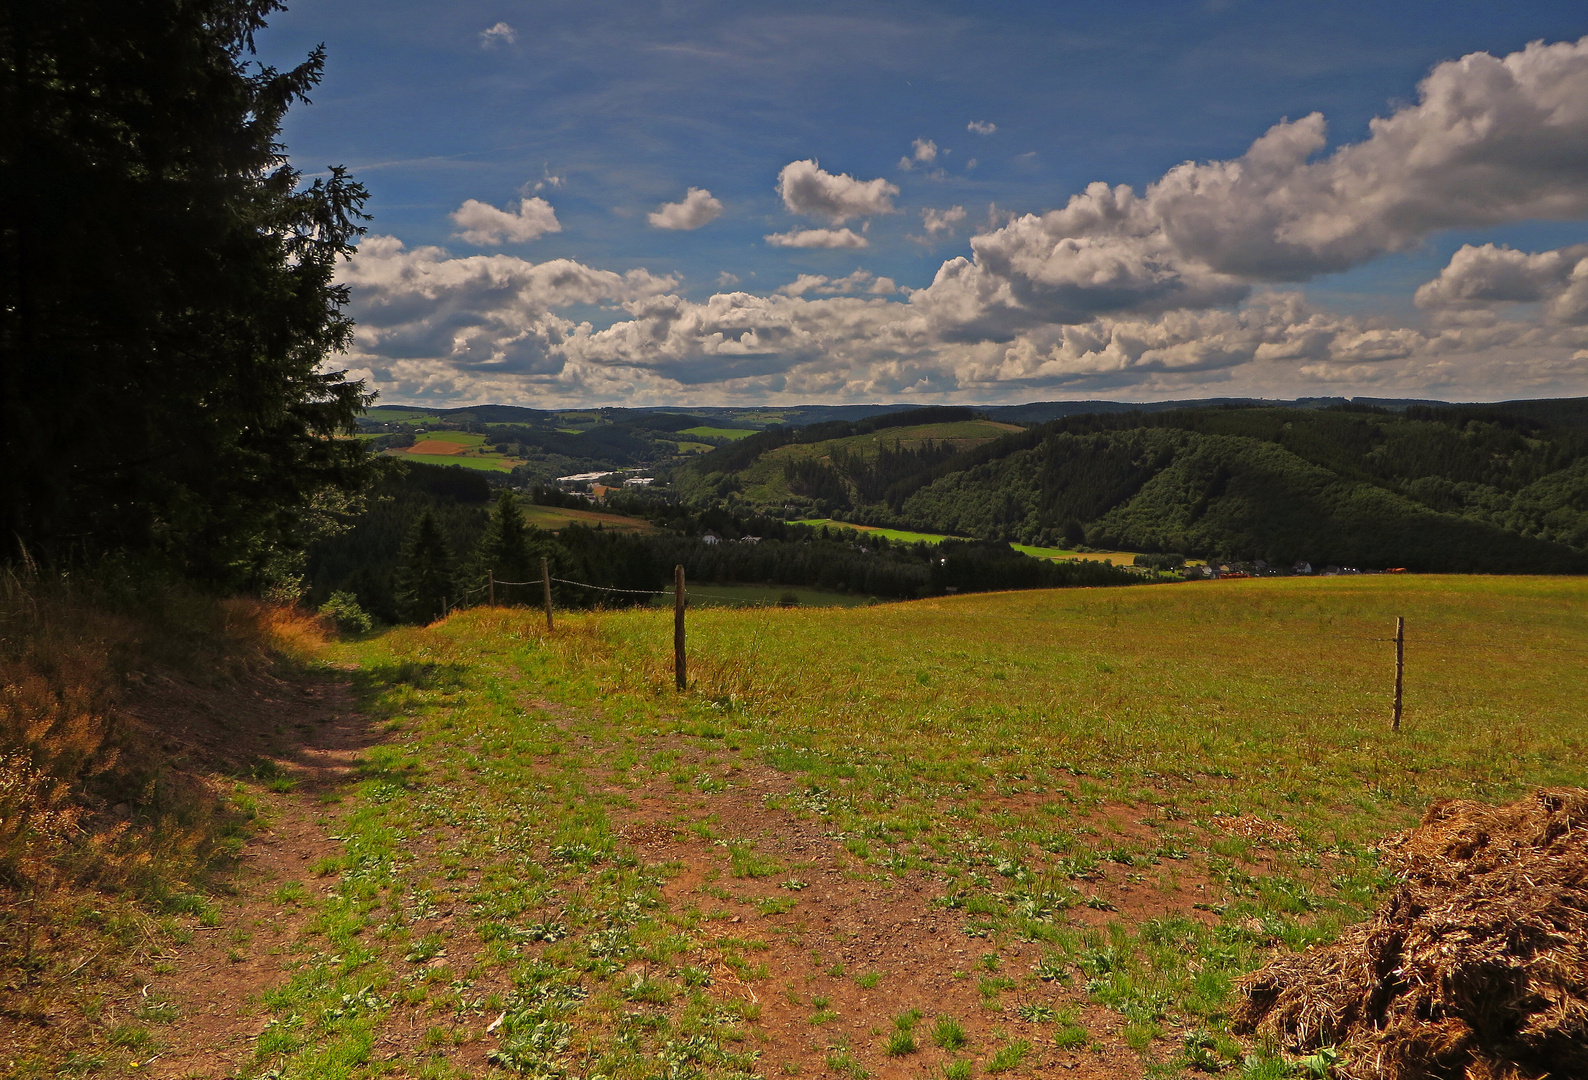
left=396, top=510, right=451, bottom=624
left=475, top=490, right=533, bottom=590
left=1, top=1, right=370, bottom=583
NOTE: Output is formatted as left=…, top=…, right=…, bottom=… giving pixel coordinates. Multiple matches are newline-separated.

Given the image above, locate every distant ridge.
left=669, top=397, right=1588, bottom=573
left=363, top=396, right=1588, bottom=433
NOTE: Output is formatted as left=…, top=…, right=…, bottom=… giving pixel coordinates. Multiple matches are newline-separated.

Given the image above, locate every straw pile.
left=1231, top=788, right=1588, bottom=1080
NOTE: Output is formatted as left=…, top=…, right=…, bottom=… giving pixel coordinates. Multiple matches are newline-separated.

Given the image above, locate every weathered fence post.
left=489, top=568, right=495, bottom=607
left=541, top=557, right=554, bottom=631
left=1392, top=616, right=1405, bottom=730
left=674, top=564, right=686, bottom=691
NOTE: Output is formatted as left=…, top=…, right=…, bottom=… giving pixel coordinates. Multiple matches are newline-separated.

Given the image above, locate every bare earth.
left=136, top=676, right=1252, bottom=1078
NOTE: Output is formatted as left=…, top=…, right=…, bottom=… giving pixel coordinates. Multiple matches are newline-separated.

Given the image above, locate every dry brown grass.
left=0, top=563, right=331, bottom=1068
left=1232, top=788, right=1588, bottom=1080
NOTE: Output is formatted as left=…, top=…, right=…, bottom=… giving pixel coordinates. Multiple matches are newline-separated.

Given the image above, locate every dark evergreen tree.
left=0, top=1, right=371, bottom=584
left=469, top=490, right=566, bottom=604
left=474, top=491, right=534, bottom=589
left=396, top=511, right=451, bottom=624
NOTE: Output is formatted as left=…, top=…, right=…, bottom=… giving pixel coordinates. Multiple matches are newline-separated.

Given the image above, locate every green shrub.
left=319, top=590, right=374, bottom=635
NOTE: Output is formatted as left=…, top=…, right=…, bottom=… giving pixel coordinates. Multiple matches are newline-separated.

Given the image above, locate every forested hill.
left=677, top=401, right=1588, bottom=572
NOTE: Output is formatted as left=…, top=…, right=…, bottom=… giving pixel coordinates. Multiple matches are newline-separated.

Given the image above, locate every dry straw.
left=1233, top=788, right=1588, bottom=1080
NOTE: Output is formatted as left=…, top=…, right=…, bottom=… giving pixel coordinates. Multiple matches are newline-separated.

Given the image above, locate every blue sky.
left=258, top=1, right=1588, bottom=405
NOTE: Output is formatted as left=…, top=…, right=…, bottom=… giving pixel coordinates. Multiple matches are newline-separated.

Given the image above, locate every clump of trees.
left=1, top=0, right=371, bottom=588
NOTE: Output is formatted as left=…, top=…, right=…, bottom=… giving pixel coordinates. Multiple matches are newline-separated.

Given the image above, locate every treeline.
left=535, top=529, right=1133, bottom=604
left=305, top=463, right=495, bottom=622
left=305, top=463, right=1139, bottom=623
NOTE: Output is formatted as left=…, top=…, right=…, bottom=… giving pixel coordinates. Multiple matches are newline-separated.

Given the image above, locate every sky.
left=256, top=0, right=1588, bottom=406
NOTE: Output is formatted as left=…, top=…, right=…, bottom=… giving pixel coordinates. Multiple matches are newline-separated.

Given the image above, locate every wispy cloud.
left=479, top=21, right=516, bottom=47
left=919, top=205, right=966, bottom=238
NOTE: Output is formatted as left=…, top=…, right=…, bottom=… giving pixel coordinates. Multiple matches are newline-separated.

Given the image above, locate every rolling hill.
left=677, top=401, right=1588, bottom=573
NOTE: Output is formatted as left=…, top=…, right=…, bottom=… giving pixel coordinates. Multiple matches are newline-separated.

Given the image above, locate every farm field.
left=797, top=520, right=1159, bottom=565
left=793, top=518, right=958, bottom=545
left=521, top=503, right=654, bottom=532
left=682, top=426, right=758, bottom=441
left=382, top=431, right=522, bottom=472
left=1009, top=542, right=1178, bottom=566
left=159, top=576, right=1586, bottom=1079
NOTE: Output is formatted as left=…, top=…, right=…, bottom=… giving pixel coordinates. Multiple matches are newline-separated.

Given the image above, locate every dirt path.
left=124, top=684, right=1233, bottom=1078
left=131, top=673, right=382, bottom=1079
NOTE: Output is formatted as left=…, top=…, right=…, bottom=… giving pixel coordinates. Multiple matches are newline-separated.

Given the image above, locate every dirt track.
left=129, top=669, right=1202, bottom=1078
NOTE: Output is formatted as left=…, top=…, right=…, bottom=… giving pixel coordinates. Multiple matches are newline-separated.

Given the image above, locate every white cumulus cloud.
left=778, top=270, right=897, bottom=297
left=764, top=227, right=869, bottom=249
left=450, top=197, right=561, bottom=245
left=648, top=187, right=724, bottom=230
left=899, top=138, right=939, bottom=170
left=911, top=35, right=1588, bottom=336
left=967, top=120, right=997, bottom=135
left=479, top=22, right=515, bottom=47
left=337, top=235, right=1588, bottom=405
left=337, top=38, right=1588, bottom=406
left=920, top=206, right=967, bottom=238
left=776, top=160, right=899, bottom=223
left=1416, top=243, right=1588, bottom=324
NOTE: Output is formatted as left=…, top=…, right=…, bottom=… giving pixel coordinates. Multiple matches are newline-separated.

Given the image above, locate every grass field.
left=382, top=431, right=523, bottom=472
left=521, top=503, right=654, bottom=532
left=1011, top=542, right=1173, bottom=565
left=226, top=576, right=1586, bottom=1079
left=796, top=521, right=1157, bottom=565
left=682, top=426, right=758, bottom=441
left=795, top=518, right=958, bottom=545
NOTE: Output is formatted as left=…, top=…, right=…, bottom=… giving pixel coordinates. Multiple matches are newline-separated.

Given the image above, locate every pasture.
left=682, top=426, right=758, bottom=441
left=234, top=576, right=1586, bottom=1078
left=797, top=520, right=1158, bottom=565
left=522, top=503, right=654, bottom=532
left=382, top=431, right=522, bottom=472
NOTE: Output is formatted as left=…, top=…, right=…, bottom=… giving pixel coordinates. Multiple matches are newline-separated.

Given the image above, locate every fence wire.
left=486, top=573, right=817, bottom=606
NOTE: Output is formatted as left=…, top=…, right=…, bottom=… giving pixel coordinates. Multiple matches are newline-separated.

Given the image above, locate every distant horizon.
left=361, top=392, right=1588, bottom=413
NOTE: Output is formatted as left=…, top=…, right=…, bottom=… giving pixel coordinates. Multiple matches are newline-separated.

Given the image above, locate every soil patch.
left=1232, top=788, right=1588, bottom=1080
left=124, top=669, right=380, bottom=1079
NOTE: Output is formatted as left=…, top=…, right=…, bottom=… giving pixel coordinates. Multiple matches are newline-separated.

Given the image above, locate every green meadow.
left=243, top=576, right=1586, bottom=1079
left=794, top=518, right=958, bottom=545
left=682, top=426, right=758, bottom=441
left=795, top=521, right=1157, bottom=566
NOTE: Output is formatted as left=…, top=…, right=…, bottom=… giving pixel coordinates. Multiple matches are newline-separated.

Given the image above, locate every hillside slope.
left=679, top=401, right=1588, bottom=571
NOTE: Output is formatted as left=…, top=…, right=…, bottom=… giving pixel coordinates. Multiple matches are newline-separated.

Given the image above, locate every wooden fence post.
left=674, top=564, right=686, bottom=691
left=1392, top=616, right=1405, bottom=730
left=541, top=557, right=554, bottom=631
left=489, top=568, right=495, bottom=607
